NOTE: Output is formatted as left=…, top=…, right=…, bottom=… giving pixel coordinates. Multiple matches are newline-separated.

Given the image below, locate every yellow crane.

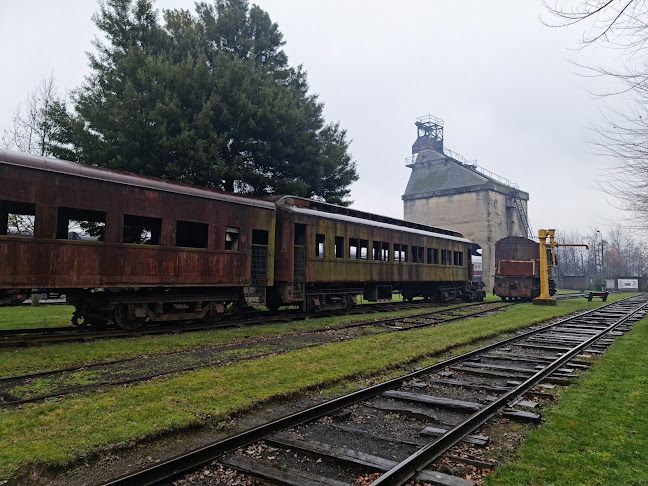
left=533, top=229, right=589, bottom=306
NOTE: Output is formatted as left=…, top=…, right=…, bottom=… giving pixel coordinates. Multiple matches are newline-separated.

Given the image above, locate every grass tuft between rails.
left=0, top=295, right=633, bottom=479
left=484, top=314, right=648, bottom=486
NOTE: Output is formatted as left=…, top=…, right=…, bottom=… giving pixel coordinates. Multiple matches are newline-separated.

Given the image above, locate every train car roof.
left=0, top=149, right=276, bottom=210
left=496, top=236, right=538, bottom=245
left=276, top=196, right=472, bottom=244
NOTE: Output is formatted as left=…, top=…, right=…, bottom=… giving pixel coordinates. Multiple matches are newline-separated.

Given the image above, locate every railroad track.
left=0, top=302, right=508, bottom=407
left=98, top=294, right=648, bottom=486
left=0, top=299, right=485, bottom=347
left=0, top=293, right=600, bottom=347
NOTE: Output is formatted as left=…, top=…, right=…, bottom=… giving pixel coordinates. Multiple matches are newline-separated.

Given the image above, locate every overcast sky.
left=0, top=0, right=634, bottom=238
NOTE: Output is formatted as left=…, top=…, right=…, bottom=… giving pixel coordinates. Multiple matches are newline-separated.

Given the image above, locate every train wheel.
left=266, top=302, right=280, bottom=312
left=265, top=293, right=283, bottom=312
left=303, top=297, right=316, bottom=314
left=89, top=319, right=107, bottom=330
left=71, top=310, right=88, bottom=328
left=345, top=294, right=356, bottom=311
left=112, top=304, right=144, bottom=331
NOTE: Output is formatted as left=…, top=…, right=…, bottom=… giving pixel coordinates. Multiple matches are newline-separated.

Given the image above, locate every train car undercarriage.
left=66, top=288, right=241, bottom=330
left=399, top=281, right=486, bottom=303
left=63, top=279, right=485, bottom=331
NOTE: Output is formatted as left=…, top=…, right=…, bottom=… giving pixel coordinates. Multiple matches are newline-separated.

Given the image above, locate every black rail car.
left=0, top=149, right=484, bottom=329
left=493, top=236, right=555, bottom=301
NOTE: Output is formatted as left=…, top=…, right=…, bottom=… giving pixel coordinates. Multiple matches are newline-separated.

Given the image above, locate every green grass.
left=484, top=313, right=648, bottom=486
left=0, top=302, right=475, bottom=379
left=0, top=305, right=74, bottom=330
left=0, top=295, right=634, bottom=480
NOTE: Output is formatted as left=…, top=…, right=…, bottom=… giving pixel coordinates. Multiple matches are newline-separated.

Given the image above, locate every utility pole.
left=595, top=230, right=602, bottom=276
left=596, top=229, right=604, bottom=291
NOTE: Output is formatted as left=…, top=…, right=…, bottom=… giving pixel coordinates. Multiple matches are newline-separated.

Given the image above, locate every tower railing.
left=461, top=161, right=519, bottom=190
left=406, top=147, right=520, bottom=189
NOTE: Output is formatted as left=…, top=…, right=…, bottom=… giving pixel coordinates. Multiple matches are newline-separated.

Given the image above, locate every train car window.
left=459, top=251, right=464, bottom=266
left=315, top=233, right=325, bottom=257
left=335, top=236, right=344, bottom=258
left=382, top=242, right=390, bottom=261
left=123, top=215, right=161, bottom=245
left=177, top=220, right=209, bottom=248
left=349, top=238, right=359, bottom=259
left=252, top=229, right=269, bottom=246
left=294, top=224, right=306, bottom=246
left=395, top=244, right=409, bottom=262
left=441, top=250, right=447, bottom=265
left=224, top=226, right=240, bottom=250
left=56, top=207, right=106, bottom=241
left=1, top=200, right=35, bottom=237
left=360, top=239, right=368, bottom=260
left=454, top=251, right=459, bottom=266
left=372, top=241, right=381, bottom=261
left=411, top=246, right=424, bottom=263
left=433, top=248, right=439, bottom=264
left=427, top=248, right=432, bottom=264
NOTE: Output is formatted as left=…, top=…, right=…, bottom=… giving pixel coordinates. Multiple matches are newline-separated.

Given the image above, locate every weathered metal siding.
left=274, top=213, right=296, bottom=283
left=493, top=276, right=537, bottom=299
left=0, top=154, right=275, bottom=290
left=275, top=206, right=470, bottom=287
left=498, top=260, right=536, bottom=277
left=495, top=237, right=540, bottom=263
left=493, top=237, right=550, bottom=300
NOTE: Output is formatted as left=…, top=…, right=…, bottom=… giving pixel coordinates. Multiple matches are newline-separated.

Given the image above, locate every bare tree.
left=554, top=226, right=647, bottom=280
left=542, top=1, right=648, bottom=49
left=3, top=74, right=68, bottom=237
left=2, top=73, right=67, bottom=305
left=2, top=73, right=66, bottom=157
left=543, top=1, right=648, bottom=232
left=554, top=229, right=590, bottom=275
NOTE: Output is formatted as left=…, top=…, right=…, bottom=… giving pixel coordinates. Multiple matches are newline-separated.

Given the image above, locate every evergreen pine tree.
left=54, top=0, right=357, bottom=204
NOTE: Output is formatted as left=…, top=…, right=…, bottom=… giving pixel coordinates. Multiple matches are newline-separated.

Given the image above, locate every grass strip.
left=0, top=305, right=73, bottom=330
left=0, top=297, right=629, bottom=479
left=0, top=302, right=487, bottom=379
left=484, top=314, right=648, bottom=486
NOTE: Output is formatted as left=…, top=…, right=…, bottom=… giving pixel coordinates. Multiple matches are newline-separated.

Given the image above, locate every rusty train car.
left=0, top=149, right=484, bottom=329
left=270, top=196, right=483, bottom=311
left=493, top=236, right=555, bottom=301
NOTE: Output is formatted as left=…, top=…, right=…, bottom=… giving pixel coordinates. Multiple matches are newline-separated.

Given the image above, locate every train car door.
left=248, top=229, right=269, bottom=305
left=293, top=223, right=306, bottom=301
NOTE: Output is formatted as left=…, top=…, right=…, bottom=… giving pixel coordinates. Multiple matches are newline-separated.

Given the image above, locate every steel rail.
left=0, top=299, right=473, bottom=346
left=370, top=297, right=648, bottom=486
left=0, top=302, right=498, bottom=384
left=0, top=303, right=508, bottom=408
left=98, top=298, right=633, bottom=486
